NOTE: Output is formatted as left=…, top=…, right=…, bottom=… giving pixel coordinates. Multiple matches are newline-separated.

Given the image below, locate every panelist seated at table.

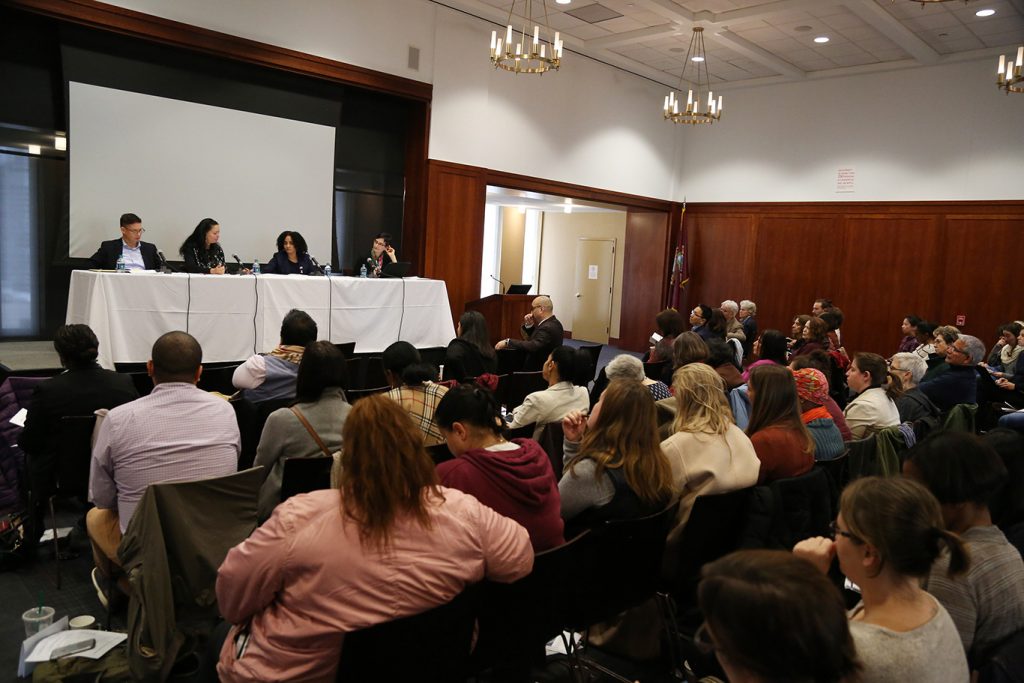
left=262, top=230, right=317, bottom=275
left=179, top=218, right=227, bottom=274
left=359, top=232, right=398, bottom=278
left=88, top=212, right=160, bottom=271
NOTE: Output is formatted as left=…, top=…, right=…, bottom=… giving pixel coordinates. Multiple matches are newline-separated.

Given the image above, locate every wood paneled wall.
left=679, top=202, right=1024, bottom=357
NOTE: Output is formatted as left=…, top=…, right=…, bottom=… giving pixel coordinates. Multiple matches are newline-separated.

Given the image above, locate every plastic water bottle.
left=116, top=254, right=125, bottom=272
left=252, top=259, right=260, bottom=275
left=359, top=263, right=367, bottom=278
left=323, top=264, right=331, bottom=278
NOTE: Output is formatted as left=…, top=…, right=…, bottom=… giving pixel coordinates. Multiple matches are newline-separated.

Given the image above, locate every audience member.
left=435, top=385, right=563, bottom=551
left=898, top=315, right=923, bottom=354
left=984, top=322, right=1023, bottom=375
left=689, top=304, right=717, bottom=343
left=560, top=380, right=673, bottom=534
left=506, top=346, right=588, bottom=439
left=648, top=308, right=686, bottom=364
left=215, top=394, right=532, bottom=682
left=672, top=330, right=709, bottom=374
left=788, top=314, right=812, bottom=353
left=87, top=331, right=238, bottom=603
left=793, top=477, right=969, bottom=682
left=843, top=352, right=901, bottom=439
left=889, top=352, right=940, bottom=423
left=811, top=298, right=834, bottom=317
left=792, top=368, right=845, bottom=461
left=918, top=334, right=984, bottom=411
left=254, top=341, right=351, bottom=521
left=790, top=351, right=853, bottom=440
left=708, top=339, right=751, bottom=429
left=746, top=365, right=814, bottom=483
left=904, top=432, right=1024, bottom=667
left=179, top=217, right=227, bottom=274
left=382, top=341, right=448, bottom=447
left=262, top=230, right=317, bottom=275
left=661, top=363, right=760, bottom=545
left=819, top=309, right=846, bottom=356
left=912, top=320, right=938, bottom=361
left=924, top=325, right=960, bottom=383
left=604, top=353, right=670, bottom=401
left=697, top=550, right=861, bottom=683
left=496, top=295, right=564, bottom=371
left=719, top=300, right=746, bottom=343
left=742, top=329, right=787, bottom=381
left=444, top=310, right=497, bottom=380
left=88, top=212, right=159, bottom=271
left=232, top=309, right=317, bottom=403
left=791, top=317, right=830, bottom=359
left=984, top=428, right=1024, bottom=555
left=19, top=324, right=138, bottom=500
left=737, top=299, right=758, bottom=358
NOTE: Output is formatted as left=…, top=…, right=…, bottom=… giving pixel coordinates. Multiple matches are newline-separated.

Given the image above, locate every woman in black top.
left=263, top=230, right=316, bottom=275
left=179, top=218, right=226, bottom=274
left=444, top=311, right=497, bottom=380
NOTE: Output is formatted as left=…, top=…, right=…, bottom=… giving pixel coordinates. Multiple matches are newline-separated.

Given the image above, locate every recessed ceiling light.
left=814, top=36, right=830, bottom=44
left=691, top=56, right=705, bottom=62
left=556, top=0, right=571, bottom=4
left=55, top=135, right=67, bottom=151
left=975, top=8, right=995, bottom=16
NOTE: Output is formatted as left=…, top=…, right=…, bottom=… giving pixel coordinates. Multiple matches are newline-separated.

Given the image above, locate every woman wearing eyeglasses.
left=696, top=549, right=861, bottom=683
left=794, top=477, right=969, bottom=682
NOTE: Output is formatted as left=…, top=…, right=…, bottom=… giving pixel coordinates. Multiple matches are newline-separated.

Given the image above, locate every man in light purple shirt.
left=86, top=331, right=239, bottom=600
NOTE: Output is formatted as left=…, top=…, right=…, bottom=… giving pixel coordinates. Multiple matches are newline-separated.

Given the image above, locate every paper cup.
left=22, top=606, right=55, bottom=637
left=69, top=615, right=97, bottom=630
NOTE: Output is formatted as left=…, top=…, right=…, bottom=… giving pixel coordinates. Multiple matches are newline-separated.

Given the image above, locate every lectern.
left=465, top=294, right=535, bottom=347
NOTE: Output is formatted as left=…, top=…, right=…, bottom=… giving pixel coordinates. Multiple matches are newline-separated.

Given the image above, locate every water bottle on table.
left=116, top=254, right=125, bottom=272
left=252, top=259, right=261, bottom=275
left=324, top=264, right=331, bottom=278
left=359, top=263, right=367, bottom=278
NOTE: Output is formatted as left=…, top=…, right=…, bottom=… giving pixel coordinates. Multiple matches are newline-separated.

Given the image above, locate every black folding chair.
left=426, top=442, right=453, bottom=466
left=197, top=363, right=242, bottom=395
left=333, top=342, right=356, bottom=359
left=501, top=371, right=546, bottom=412
left=536, top=421, right=566, bottom=478
left=280, top=456, right=334, bottom=503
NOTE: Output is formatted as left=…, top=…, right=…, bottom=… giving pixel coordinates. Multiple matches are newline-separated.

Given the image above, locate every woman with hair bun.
left=843, top=352, right=901, bottom=439
left=794, top=476, right=969, bottom=682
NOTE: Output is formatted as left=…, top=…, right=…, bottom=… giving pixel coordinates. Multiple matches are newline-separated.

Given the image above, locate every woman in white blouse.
left=506, top=346, right=589, bottom=439
left=843, top=352, right=901, bottom=440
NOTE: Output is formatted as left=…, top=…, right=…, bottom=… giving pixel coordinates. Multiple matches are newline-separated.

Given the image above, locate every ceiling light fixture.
left=997, top=46, right=1023, bottom=93
left=814, top=36, right=830, bottom=44
left=975, top=8, right=995, bottom=16
left=663, top=27, right=722, bottom=126
left=489, top=0, right=563, bottom=74
left=563, top=198, right=573, bottom=214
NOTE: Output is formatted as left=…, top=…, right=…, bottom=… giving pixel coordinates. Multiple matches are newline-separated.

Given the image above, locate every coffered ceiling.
left=435, top=0, right=1024, bottom=87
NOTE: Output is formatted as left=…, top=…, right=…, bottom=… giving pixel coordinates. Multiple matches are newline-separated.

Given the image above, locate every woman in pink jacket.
left=215, top=394, right=534, bottom=682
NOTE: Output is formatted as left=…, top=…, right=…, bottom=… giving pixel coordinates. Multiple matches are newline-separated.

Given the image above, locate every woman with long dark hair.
left=742, top=329, right=788, bottom=381
left=443, top=310, right=497, bottom=380
left=791, top=316, right=830, bottom=359
left=746, top=365, right=815, bottom=484
left=179, top=218, right=226, bottom=274
left=215, top=395, right=533, bottom=682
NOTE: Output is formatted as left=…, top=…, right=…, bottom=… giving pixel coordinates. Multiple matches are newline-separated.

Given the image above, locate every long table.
left=67, top=271, right=456, bottom=368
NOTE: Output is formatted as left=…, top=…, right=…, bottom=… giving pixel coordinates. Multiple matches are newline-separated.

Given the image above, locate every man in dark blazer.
left=496, top=295, right=564, bottom=371
left=88, top=212, right=161, bottom=270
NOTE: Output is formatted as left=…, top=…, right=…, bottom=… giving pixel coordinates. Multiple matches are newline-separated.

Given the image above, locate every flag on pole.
left=667, top=201, right=688, bottom=310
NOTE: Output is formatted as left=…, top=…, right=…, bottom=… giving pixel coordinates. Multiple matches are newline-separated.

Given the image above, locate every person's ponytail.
left=932, top=527, right=971, bottom=576
left=884, top=370, right=904, bottom=400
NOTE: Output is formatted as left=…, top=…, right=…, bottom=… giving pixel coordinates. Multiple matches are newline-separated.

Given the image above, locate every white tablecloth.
left=66, top=271, right=456, bottom=368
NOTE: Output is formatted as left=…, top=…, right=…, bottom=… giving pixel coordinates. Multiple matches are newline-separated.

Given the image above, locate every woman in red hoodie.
left=435, top=384, right=564, bottom=551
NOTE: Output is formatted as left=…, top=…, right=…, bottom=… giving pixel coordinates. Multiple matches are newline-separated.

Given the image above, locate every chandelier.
left=489, top=0, right=563, bottom=74
left=997, top=47, right=1023, bottom=93
left=664, top=27, right=722, bottom=125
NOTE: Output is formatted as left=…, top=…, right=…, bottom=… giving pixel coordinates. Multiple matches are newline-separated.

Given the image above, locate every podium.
left=465, top=294, right=534, bottom=347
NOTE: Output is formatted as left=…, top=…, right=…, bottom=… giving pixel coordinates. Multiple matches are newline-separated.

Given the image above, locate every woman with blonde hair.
left=215, top=395, right=533, bottom=682
left=661, top=363, right=760, bottom=545
left=795, top=477, right=969, bottom=682
left=560, top=379, right=674, bottom=534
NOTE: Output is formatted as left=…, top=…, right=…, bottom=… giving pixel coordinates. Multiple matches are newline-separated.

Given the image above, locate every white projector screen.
left=68, top=82, right=336, bottom=264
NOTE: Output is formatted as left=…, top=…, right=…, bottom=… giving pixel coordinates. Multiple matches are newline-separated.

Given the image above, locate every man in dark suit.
left=88, top=212, right=161, bottom=270
left=496, top=295, right=564, bottom=371
left=18, top=324, right=138, bottom=546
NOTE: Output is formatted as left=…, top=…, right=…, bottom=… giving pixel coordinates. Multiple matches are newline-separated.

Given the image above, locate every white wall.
left=676, top=58, right=1024, bottom=202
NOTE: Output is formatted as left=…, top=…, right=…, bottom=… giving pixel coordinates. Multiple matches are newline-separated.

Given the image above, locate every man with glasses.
left=918, top=333, right=984, bottom=411
left=88, top=212, right=161, bottom=270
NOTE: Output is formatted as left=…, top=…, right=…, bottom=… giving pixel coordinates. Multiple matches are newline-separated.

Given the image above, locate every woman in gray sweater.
left=255, top=341, right=351, bottom=521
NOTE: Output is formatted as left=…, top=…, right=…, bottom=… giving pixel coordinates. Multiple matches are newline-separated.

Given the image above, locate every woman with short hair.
left=889, top=352, right=939, bottom=423
left=215, top=395, right=533, bottom=682
left=262, top=230, right=316, bottom=275
left=746, top=365, right=815, bottom=483
left=843, top=352, right=901, bottom=439
left=794, top=477, right=969, bottom=682
left=604, top=353, right=671, bottom=401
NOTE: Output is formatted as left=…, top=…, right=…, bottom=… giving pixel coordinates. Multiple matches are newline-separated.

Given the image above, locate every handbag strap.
left=290, top=406, right=332, bottom=457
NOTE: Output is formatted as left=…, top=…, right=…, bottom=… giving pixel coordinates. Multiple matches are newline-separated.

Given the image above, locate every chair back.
left=504, top=423, right=535, bottom=441
left=575, top=344, right=602, bottom=384
left=501, top=371, right=547, bottom=411
left=816, top=455, right=849, bottom=512
left=124, top=371, right=154, bottom=397
left=644, top=360, right=671, bottom=382
left=426, top=442, right=453, bottom=466
left=54, top=415, right=97, bottom=496
left=667, top=488, right=753, bottom=608
left=280, top=456, right=334, bottom=503
left=333, top=342, right=356, bottom=359
left=767, top=467, right=833, bottom=549
left=977, top=628, right=1024, bottom=683
left=536, top=421, right=565, bottom=478
left=196, top=364, right=241, bottom=395
left=589, top=366, right=609, bottom=409
left=418, top=346, right=446, bottom=370
left=232, top=397, right=292, bottom=470
left=346, top=386, right=391, bottom=404
left=336, top=585, right=480, bottom=683
left=844, top=434, right=878, bottom=482
left=561, top=505, right=675, bottom=630
left=496, top=348, right=527, bottom=375
left=363, top=357, right=388, bottom=391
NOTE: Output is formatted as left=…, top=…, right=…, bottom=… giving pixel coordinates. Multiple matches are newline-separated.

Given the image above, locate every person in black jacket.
left=179, top=218, right=226, bottom=274
left=444, top=311, right=497, bottom=380
left=495, top=296, right=564, bottom=371
left=263, top=230, right=317, bottom=275
left=88, top=213, right=161, bottom=270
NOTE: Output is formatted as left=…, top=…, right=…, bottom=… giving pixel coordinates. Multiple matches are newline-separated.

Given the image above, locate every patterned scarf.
left=269, top=344, right=305, bottom=365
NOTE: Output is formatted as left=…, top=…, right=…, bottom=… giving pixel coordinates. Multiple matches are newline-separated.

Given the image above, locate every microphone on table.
left=489, top=274, right=505, bottom=294
left=232, top=253, right=242, bottom=266
left=309, top=254, right=325, bottom=275
left=156, top=251, right=174, bottom=273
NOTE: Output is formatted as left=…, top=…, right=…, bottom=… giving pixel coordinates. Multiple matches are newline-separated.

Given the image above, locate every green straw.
left=37, top=590, right=43, bottom=616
